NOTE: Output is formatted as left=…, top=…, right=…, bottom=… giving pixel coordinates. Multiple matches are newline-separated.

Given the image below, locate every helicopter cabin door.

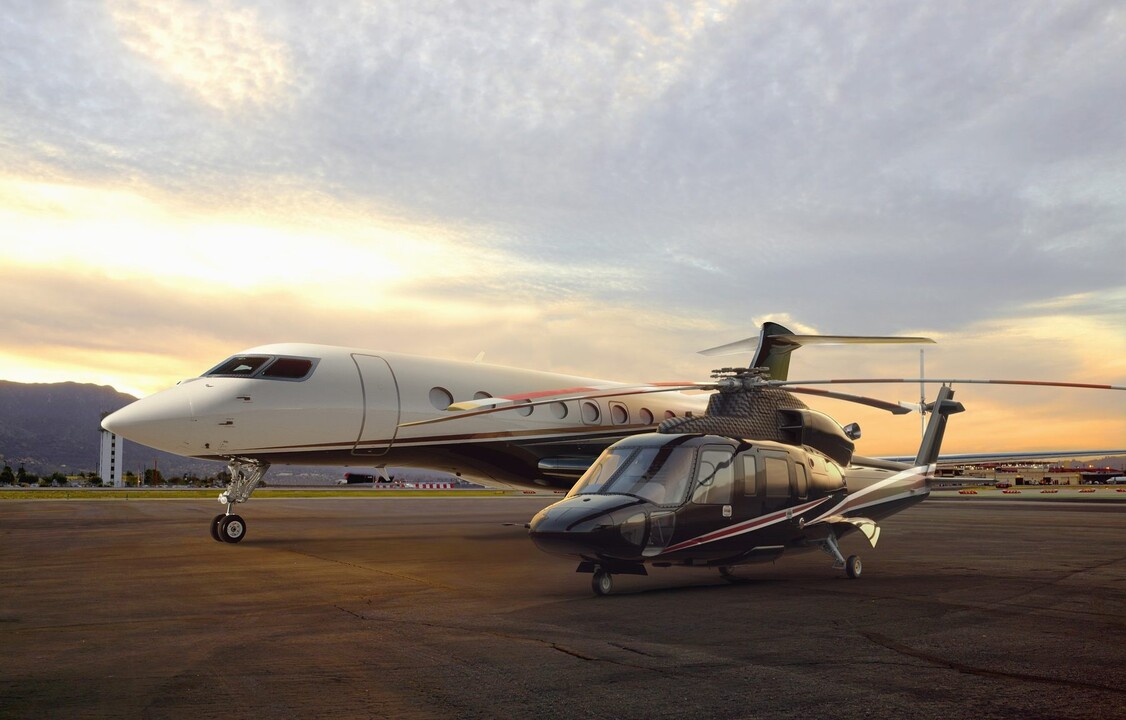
left=674, top=444, right=737, bottom=560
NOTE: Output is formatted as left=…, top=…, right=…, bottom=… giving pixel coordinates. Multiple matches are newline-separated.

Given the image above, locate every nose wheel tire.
left=845, top=554, right=862, bottom=579
left=218, top=514, right=247, bottom=544
left=591, top=569, right=613, bottom=596
left=209, top=514, right=225, bottom=542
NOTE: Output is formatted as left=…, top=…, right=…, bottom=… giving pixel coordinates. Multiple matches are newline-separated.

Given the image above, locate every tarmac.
left=1, top=495, right=1124, bottom=719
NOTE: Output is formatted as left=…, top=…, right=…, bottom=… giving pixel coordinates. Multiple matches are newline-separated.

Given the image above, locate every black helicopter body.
left=527, top=385, right=955, bottom=595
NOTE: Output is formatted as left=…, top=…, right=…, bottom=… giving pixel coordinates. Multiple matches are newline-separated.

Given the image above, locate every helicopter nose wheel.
left=591, top=569, right=614, bottom=596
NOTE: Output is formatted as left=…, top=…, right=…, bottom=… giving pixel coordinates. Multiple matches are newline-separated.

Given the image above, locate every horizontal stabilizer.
left=815, top=515, right=881, bottom=547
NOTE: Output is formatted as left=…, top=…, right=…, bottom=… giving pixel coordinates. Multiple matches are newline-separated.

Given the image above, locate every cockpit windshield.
left=568, top=442, right=697, bottom=506
left=204, top=355, right=317, bottom=381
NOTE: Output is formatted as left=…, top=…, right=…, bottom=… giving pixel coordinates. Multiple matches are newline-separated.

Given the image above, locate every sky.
left=1, top=0, right=1123, bottom=456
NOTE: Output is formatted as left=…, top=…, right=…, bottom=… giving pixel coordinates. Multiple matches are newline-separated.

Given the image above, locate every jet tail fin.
left=914, top=385, right=965, bottom=466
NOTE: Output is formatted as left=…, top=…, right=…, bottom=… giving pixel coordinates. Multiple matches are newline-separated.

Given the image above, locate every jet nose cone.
left=101, top=385, right=195, bottom=453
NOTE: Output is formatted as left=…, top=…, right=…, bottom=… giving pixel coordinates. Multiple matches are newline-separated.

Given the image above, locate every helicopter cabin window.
left=793, top=462, right=808, bottom=499
left=741, top=455, right=759, bottom=496
left=692, top=448, right=734, bottom=505
left=763, top=456, right=790, bottom=498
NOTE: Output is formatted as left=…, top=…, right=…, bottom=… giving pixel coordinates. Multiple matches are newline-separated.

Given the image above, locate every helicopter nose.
left=101, top=384, right=195, bottom=454
left=528, top=495, right=648, bottom=560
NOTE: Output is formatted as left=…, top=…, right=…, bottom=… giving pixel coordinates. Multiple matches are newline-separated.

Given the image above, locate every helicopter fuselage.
left=527, top=432, right=930, bottom=574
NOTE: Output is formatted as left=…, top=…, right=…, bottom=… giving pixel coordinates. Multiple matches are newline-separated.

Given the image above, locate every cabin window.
left=692, top=448, right=734, bottom=505
left=429, top=387, right=454, bottom=410
left=741, top=455, right=759, bottom=496
left=262, top=357, right=314, bottom=380
left=793, top=463, right=808, bottom=499
left=581, top=401, right=601, bottom=424
left=609, top=402, right=629, bottom=425
left=764, top=457, right=790, bottom=498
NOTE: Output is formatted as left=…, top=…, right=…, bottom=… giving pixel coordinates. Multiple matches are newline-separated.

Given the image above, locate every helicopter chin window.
left=620, top=513, right=647, bottom=546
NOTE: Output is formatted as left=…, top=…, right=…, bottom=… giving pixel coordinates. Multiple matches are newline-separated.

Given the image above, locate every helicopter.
left=412, top=323, right=1124, bottom=596
left=526, top=380, right=962, bottom=595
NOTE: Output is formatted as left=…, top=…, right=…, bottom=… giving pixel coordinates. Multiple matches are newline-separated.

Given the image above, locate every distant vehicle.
left=995, top=482, right=1012, bottom=489
left=1108, top=476, right=1126, bottom=485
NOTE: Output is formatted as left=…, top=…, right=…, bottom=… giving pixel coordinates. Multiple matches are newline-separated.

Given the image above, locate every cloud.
left=108, top=0, right=293, bottom=111
left=0, top=0, right=1123, bottom=451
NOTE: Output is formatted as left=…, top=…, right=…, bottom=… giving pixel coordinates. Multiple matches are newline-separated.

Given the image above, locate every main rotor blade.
left=699, top=334, right=935, bottom=357
left=786, top=387, right=914, bottom=415
left=771, top=378, right=1126, bottom=391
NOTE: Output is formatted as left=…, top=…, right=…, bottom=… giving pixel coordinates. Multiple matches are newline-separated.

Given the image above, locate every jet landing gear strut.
left=210, top=458, right=270, bottom=544
left=818, top=529, right=862, bottom=579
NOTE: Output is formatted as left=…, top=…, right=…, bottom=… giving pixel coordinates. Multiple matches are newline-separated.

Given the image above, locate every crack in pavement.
left=862, top=631, right=1126, bottom=694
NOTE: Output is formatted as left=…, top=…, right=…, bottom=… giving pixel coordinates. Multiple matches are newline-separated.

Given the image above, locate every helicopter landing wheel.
left=218, top=514, right=247, bottom=544
left=209, top=514, right=225, bottom=542
left=591, top=569, right=613, bottom=596
left=718, top=566, right=740, bottom=583
left=845, top=554, right=862, bottom=579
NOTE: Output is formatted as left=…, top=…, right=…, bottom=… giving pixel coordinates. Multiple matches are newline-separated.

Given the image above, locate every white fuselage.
left=102, top=344, right=709, bottom=485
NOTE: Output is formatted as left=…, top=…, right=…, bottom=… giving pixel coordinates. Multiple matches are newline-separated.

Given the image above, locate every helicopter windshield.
left=568, top=442, right=697, bottom=506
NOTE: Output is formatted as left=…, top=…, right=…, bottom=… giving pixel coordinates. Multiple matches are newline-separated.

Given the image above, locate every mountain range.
left=0, top=380, right=228, bottom=478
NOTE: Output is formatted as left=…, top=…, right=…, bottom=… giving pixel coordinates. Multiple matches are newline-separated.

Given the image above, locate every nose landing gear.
left=211, top=513, right=247, bottom=543
left=591, top=569, right=614, bottom=596
left=209, top=458, right=270, bottom=543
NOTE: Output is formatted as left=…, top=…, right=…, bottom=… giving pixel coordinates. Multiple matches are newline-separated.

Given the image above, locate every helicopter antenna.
left=919, top=349, right=926, bottom=438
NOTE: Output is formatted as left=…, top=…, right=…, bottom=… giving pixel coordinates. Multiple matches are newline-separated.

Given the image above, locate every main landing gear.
left=210, top=458, right=270, bottom=544
left=819, top=529, right=862, bottom=579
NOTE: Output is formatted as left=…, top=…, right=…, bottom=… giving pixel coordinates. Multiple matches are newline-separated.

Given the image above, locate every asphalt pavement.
left=1, top=496, right=1124, bottom=719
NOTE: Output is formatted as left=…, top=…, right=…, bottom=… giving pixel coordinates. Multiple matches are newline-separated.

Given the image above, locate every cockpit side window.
left=206, top=355, right=270, bottom=377
left=262, top=357, right=315, bottom=380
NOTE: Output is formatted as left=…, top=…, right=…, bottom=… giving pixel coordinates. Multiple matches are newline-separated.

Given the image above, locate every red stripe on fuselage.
left=658, top=496, right=832, bottom=555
